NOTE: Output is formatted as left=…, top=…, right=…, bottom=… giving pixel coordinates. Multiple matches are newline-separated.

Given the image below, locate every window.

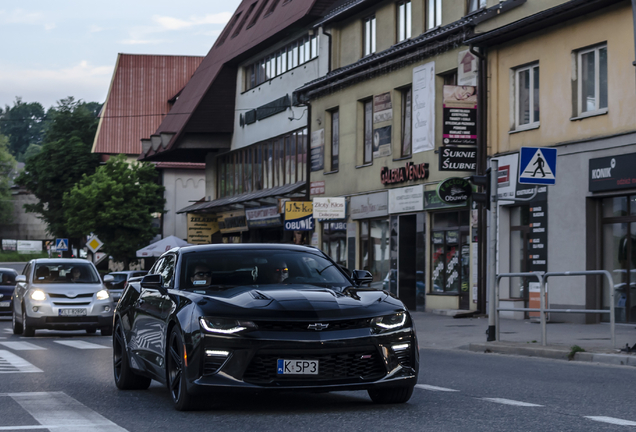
left=397, top=1, right=411, bottom=42
left=363, top=100, right=373, bottom=164
left=360, top=219, right=390, bottom=283
left=363, top=16, right=376, bottom=56
left=247, top=0, right=269, bottom=28
left=431, top=211, right=470, bottom=294
left=401, top=87, right=412, bottom=157
left=232, top=2, right=257, bottom=38
left=514, top=63, right=540, bottom=129
left=331, top=109, right=339, bottom=171
left=265, top=0, right=280, bottom=16
left=467, top=0, right=486, bottom=14
left=427, top=0, right=441, bottom=29
left=577, top=44, right=608, bottom=115
left=217, top=12, right=241, bottom=46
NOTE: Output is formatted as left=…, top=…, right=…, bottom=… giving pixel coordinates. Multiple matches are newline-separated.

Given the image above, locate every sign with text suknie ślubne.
left=518, top=147, right=557, bottom=185
left=284, top=201, right=314, bottom=231
left=439, top=146, right=476, bottom=171
left=313, top=197, right=345, bottom=220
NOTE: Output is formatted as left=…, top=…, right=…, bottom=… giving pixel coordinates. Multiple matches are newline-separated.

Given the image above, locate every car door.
left=132, top=255, right=176, bottom=377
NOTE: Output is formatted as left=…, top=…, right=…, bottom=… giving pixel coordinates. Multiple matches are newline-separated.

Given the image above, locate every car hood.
left=31, top=283, right=105, bottom=295
left=191, top=284, right=405, bottom=320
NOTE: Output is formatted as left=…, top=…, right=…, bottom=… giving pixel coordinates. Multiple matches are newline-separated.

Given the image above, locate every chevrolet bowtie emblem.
left=308, top=323, right=329, bottom=331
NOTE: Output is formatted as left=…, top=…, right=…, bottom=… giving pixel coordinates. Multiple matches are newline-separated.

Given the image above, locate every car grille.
left=45, top=317, right=99, bottom=323
left=253, top=318, right=372, bottom=332
left=243, top=348, right=386, bottom=385
left=49, top=293, right=94, bottom=299
left=53, top=302, right=91, bottom=306
left=395, top=349, right=411, bottom=367
left=203, top=357, right=228, bottom=375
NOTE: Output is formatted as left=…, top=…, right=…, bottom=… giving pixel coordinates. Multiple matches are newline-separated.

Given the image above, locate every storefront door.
left=398, top=215, right=417, bottom=310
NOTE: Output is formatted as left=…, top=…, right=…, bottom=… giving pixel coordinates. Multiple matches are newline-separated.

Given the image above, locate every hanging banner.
left=217, top=210, right=247, bottom=234
left=313, top=197, right=346, bottom=220
left=245, top=206, right=282, bottom=229
left=310, top=129, right=325, bottom=171
left=443, top=85, right=477, bottom=146
left=284, top=201, right=314, bottom=231
left=187, top=214, right=219, bottom=244
left=412, top=61, right=436, bottom=153
left=373, top=92, right=393, bottom=123
left=373, top=125, right=392, bottom=158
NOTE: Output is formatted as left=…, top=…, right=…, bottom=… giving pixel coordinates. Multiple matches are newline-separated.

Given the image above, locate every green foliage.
left=15, top=98, right=101, bottom=238
left=23, top=143, right=42, bottom=161
left=0, top=251, right=48, bottom=262
left=568, top=345, right=585, bottom=361
left=0, top=135, right=16, bottom=223
left=0, top=97, right=46, bottom=161
left=64, top=154, right=165, bottom=265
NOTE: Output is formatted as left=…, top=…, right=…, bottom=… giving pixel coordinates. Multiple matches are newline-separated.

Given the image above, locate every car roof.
left=168, top=243, right=318, bottom=255
left=31, top=258, right=95, bottom=265
left=0, top=268, right=18, bottom=274
left=108, top=271, right=147, bottom=275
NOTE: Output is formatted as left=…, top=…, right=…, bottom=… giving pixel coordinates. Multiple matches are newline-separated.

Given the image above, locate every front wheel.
left=113, top=321, right=151, bottom=390
left=167, top=327, right=197, bottom=411
left=22, top=308, right=34, bottom=337
left=368, top=385, right=414, bottom=404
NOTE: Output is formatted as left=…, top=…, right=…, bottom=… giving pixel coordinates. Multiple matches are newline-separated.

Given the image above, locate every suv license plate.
left=0, top=301, right=10, bottom=308
left=277, top=359, right=319, bottom=375
left=59, top=308, right=87, bottom=317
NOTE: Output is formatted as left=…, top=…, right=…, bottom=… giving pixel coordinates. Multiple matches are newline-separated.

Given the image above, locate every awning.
left=177, top=181, right=306, bottom=214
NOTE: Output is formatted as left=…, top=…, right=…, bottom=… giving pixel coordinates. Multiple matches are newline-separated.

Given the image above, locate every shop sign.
left=458, top=50, right=478, bottom=86
left=284, top=201, right=314, bottom=231
left=424, top=191, right=466, bottom=209
left=437, top=178, right=472, bottom=205
left=373, top=125, right=392, bottom=158
left=373, top=92, right=392, bottom=123
left=313, top=197, right=345, bottom=220
left=442, top=85, right=477, bottom=146
left=431, top=232, right=444, bottom=245
left=310, top=129, right=325, bottom=172
left=351, top=191, right=388, bottom=220
left=310, top=181, right=325, bottom=195
left=412, top=61, right=435, bottom=153
left=187, top=214, right=219, bottom=243
left=589, top=152, right=636, bottom=192
left=381, top=162, right=429, bottom=185
left=2, top=239, right=17, bottom=251
left=388, top=185, right=424, bottom=214
left=245, top=206, right=282, bottom=229
left=326, top=222, right=347, bottom=231
left=17, top=240, right=42, bottom=254
left=218, top=210, right=248, bottom=234
left=439, top=146, right=477, bottom=171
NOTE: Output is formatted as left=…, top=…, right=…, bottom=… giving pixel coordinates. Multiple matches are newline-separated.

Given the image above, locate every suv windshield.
left=0, top=271, right=16, bottom=285
left=180, top=250, right=351, bottom=291
left=33, top=262, right=100, bottom=284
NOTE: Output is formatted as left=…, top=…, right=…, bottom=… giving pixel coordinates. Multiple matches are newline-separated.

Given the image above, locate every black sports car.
left=113, top=244, right=419, bottom=410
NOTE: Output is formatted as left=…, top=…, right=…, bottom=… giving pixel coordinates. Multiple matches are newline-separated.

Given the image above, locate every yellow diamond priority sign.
left=86, top=235, right=103, bottom=253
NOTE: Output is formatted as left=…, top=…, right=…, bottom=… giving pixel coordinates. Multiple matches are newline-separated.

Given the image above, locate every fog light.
left=392, top=343, right=409, bottom=351
left=205, top=350, right=229, bottom=357
left=32, top=306, right=38, bottom=312
left=104, top=306, right=111, bottom=312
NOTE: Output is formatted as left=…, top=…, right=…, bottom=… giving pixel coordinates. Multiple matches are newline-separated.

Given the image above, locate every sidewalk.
left=410, top=311, right=636, bottom=367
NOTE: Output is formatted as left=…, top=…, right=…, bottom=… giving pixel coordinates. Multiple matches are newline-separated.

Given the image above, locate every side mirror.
left=15, top=275, right=26, bottom=283
left=352, top=270, right=373, bottom=286
left=140, top=274, right=167, bottom=295
left=103, top=275, right=114, bottom=283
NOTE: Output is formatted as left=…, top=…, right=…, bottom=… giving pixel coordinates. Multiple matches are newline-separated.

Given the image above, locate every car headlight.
left=96, top=289, right=110, bottom=301
left=30, top=290, right=46, bottom=301
left=200, top=317, right=257, bottom=334
left=371, top=312, right=408, bottom=332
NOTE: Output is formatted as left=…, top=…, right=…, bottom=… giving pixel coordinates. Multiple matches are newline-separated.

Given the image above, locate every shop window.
left=431, top=211, right=469, bottom=294
left=363, top=15, right=376, bottom=56
left=397, top=1, right=411, bottom=43
left=401, top=87, right=412, bottom=157
left=575, top=44, right=607, bottom=116
left=513, top=63, right=540, bottom=130
left=330, top=109, right=339, bottom=171
left=323, top=222, right=347, bottom=267
left=427, top=0, right=441, bottom=30
left=360, top=219, right=390, bottom=285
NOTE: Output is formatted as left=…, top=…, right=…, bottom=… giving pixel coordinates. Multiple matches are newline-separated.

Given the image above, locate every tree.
left=0, top=134, right=16, bottom=224
left=0, top=97, right=46, bottom=161
left=64, top=155, right=165, bottom=268
left=15, top=98, right=102, bottom=238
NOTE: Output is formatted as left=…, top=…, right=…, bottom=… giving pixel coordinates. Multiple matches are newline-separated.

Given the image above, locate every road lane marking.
left=415, top=384, right=459, bottom=392
left=585, top=416, right=636, bottom=426
left=7, top=392, right=127, bottom=431
left=0, top=342, right=45, bottom=351
left=3, top=329, right=12, bottom=334
left=53, top=340, right=109, bottom=350
left=481, top=398, right=543, bottom=407
left=0, top=350, right=42, bottom=373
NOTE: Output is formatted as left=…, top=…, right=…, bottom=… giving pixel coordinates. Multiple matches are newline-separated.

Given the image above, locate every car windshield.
left=180, top=249, right=351, bottom=291
left=0, top=271, right=16, bottom=285
left=33, top=262, right=100, bottom=284
left=109, top=274, right=128, bottom=283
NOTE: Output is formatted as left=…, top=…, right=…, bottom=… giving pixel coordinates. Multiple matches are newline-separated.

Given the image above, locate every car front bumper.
left=23, top=297, right=114, bottom=330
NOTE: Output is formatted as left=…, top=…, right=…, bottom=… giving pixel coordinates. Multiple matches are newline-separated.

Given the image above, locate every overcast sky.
left=0, top=1, right=241, bottom=110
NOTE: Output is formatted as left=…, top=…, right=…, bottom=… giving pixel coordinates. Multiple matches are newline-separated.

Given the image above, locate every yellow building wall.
left=487, top=3, right=636, bottom=155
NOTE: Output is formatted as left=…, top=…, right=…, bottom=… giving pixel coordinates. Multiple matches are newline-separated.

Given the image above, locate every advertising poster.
left=458, top=49, right=478, bottom=86
left=443, top=85, right=477, bottom=146
left=2, top=239, right=16, bottom=251
left=245, top=206, right=282, bottom=229
left=310, top=129, right=324, bottom=171
left=17, top=240, right=42, bottom=254
left=187, top=214, right=219, bottom=244
left=373, top=125, right=392, bottom=158
left=388, top=185, right=424, bottom=214
left=373, top=92, right=392, bottom=123
left=284, top=201, right=314, bottom=231
left=313, top=197, right=346, bottom=220
left=217, top=210, right=248, bottom=234
left=412, top=61, right=435, bottom=153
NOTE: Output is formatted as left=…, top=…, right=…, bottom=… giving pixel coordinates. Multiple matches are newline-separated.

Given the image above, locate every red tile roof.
left=92, top=54, right=204, bottom=156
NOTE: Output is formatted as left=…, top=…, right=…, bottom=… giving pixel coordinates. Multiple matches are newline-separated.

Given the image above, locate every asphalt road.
left=0, top=319, right=635, bottom=431
left=0, top=262, right=27, bottom=273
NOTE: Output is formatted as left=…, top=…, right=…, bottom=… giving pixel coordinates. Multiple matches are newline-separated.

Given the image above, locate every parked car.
left=104, top=270, right=148, bottom=302
left=12, top=258, right=115, bottom=336
left=113, top=244, right=419, bottom=410
left=0, top=268, right=18, bottom=317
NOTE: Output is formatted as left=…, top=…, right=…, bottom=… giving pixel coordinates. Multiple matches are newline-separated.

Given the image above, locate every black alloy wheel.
left=113, top=320, right=151, bottom=390
left=167, top=327, right=196, bottom=411
left=367, top=385, right=415, bottom=404
left=12, top=309, right=22, bottom=335
left=22, top=308, right=34, bottom=337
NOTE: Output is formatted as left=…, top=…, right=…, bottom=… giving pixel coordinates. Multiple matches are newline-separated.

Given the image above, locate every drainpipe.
left=305, top=102, right=312, bottom=201
left=632, top=0, right=636, bottom=87
left=321, top=27, right=332, bottom=73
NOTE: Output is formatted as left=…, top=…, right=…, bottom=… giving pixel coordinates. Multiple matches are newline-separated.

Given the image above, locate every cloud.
left=89, top=25, right=104, bottom=33
left=152, top=12, right=233, bottom=30
left=0, top=8, right=55, bottom=30
left=119, top=39, right=165, bottom=45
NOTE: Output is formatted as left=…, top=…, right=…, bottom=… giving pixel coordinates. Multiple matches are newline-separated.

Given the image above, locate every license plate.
left=277, top=359, right=319, bottom=375
left=59, top=308, right=87, bottom=317
left=0, top=302, right=9, bottom=308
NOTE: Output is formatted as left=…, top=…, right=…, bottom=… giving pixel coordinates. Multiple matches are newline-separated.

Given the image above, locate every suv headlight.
left=30, top=290, right=46, bottom=301
left=371, top=312, right=408, bottom=332
left=96, top=289, right=110, bottom=301
left=200, top=317, right=257, bottom=334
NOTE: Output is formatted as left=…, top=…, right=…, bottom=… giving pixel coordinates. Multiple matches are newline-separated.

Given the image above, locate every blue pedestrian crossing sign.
left=518, top=147, right=557, bottom=185
left=55, top=238, right=68, bottom=251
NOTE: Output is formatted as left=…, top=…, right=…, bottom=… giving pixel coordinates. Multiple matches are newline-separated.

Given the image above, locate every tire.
left=113, top=320, right=151, bottom=390
left=100, top=326, right=113, bottom=336
left=368, top=385, right=415, bottom=404
left=22, top=308, right=35, bottom=337
left=86, top=328, right=97, bottom=334
left=12, top=308, right=22, bottom=335
left=167, top=327, right=197, bottom=411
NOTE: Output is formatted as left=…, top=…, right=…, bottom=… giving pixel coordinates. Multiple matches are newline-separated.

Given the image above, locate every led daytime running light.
left=206, top=350, right=230, bottom=357
left=375, top=313, right=407, bottom=329
left=392, top=343, right=410, bottom=351
left=200, top=317, right=247, bottom=334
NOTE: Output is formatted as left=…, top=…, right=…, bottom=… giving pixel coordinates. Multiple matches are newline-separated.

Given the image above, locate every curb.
left=468, top=343, right=636, bottom=367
